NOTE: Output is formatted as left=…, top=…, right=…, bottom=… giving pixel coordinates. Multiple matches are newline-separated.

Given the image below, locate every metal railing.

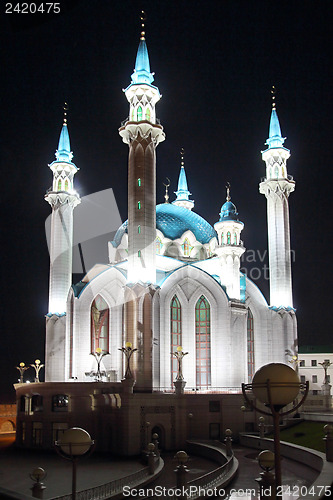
left=51, top=464, right=154, bottom=500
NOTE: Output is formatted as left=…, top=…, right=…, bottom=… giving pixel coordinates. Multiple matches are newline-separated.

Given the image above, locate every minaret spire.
left=119, top=14, right=165, bottom=284
left=259, top=89, right=295, bottom=308
left=44, top=105, right=80, bottom=380
left=214, top=183, right=245, bottom=300
left=173, top=149, right=195, bottom=210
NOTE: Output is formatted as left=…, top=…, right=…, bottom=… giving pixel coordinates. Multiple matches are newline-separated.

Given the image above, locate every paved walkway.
left=0, top=436, right=322, bottom=499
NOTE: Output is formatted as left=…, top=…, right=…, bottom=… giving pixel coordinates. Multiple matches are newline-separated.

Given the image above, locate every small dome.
left=112, top=204, right=217, bottom=247
left=219, top=201, right=239, bottom=222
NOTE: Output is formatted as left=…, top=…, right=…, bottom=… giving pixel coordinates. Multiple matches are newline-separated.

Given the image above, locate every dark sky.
left=1, top=0, right=332, bottom=401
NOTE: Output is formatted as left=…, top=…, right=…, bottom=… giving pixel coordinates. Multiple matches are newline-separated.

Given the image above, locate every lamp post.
left=16, top=362, right=30, bottom=383
left=90, top=348, right=110, bottom=381
left=31, top=359, right=44, bottom=383
left=172, top=346, right=188, bottom=394
left=119, top=342, right=138, bottom=379
left=256, top=450, right=276, bottom=500
left=319, top=360, right=332, bottom=385
left=30, top=467, right=47, bottom=499
left=242, top=363, right=309, bottom=490
left=55, top=427, right=94, bottom=500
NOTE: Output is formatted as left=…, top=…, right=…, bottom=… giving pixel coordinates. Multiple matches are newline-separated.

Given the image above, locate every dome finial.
left=63, top=102, right=68, bottom=125
left=140, top=10, right=147, bottom=40
left=180, top=148, right=185, bottom=169
left=226, top=181, right=231, bottom=202
left=163, top=177, right=170, bottom=203
left=271, top=85, right=276, bottom=110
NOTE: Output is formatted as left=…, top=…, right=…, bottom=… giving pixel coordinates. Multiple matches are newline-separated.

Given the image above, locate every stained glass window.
left=137, top=106, right=142, bottom=121
left=227, top=232, right=231, bottom=244
left=195, top=296, right=211, bottom=387
left=156, top=237, right=162, bottom=254
left=146, top=108, right=150, bottom=121
left=170, top=296, right=181, bottom=384
left=91, top=295, right=109, bottom=353
left=65, top=179, right=69, bottom=191
left=57, top=179, right=62, bottom=191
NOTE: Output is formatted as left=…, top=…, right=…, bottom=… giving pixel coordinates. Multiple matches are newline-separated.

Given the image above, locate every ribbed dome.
left=112, top=204, right=217, bottom=247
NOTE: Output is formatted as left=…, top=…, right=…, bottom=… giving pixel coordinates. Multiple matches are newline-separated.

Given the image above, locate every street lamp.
left=242, top=363, right=309, bottom=490
left=119, top=342, right=137, bottom=379
left=90, top=348, right=110, bottom=381
left=172, top=346, right=188, bottom=381
left=31, top=359, right=44, bottom=383
left=319, top=360, right=332, bottom=385
left=55, top=427, right=94, bottom=500
left=16, top=362, right=30, bottom=383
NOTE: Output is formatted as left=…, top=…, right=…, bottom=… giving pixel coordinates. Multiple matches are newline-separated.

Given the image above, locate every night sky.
left=1, top=0, right=332, bottom=401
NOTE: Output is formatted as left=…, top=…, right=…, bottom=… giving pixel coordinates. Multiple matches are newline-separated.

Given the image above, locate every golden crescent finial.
left=226, top=181, right=231, bottom=201
left=63, top=102, right=68, bottom=125
left=140, top=10, right=147, bottom=40
left=271, top=85, right=276, bottom=109
left=180, top=148, right=185, bottom=167
left=163, top=177, right=170, bottom=203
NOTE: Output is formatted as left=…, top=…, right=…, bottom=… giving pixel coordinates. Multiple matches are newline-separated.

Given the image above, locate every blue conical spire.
left=55, top=106, right=73, bottom=162
left=174, top=149, right=193, bottom=203
left=265, top=107, right=286, bottom=149
left=265, top=87, right=286, bottom=149
left=131, top=33, right=154, bottom=85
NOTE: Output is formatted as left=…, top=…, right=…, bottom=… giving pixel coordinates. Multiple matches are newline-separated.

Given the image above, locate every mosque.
left=14, top=22, right=297, bottom=454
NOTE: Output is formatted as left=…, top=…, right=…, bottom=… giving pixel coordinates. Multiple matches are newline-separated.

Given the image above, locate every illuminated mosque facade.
left=15, top=23, right=297, bottom=453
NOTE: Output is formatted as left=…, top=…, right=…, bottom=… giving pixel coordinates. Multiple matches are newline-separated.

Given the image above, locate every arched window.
left=247, top=309, right=255, bottom=382
left=274, top=165, right=279, bottom=178
left=138, top=225, right=141, bottom=234
left=182, top=238, right=192, bottom=257
left=138, top=250, right=141, bottom=257
left=57, top=179, right=62, bottom=191
left=138, top=178, right=141, bottom=187
left=131, top=108, right=135, bottom=121
left=170, top=296, right=181, bottom=384
left=227, top=232, right=231, bottom=245
left=221, top=233, right=224, bottom=245
left=91, top=295, right=109, bottom=353
left=234, top=233, right=237, bottom=245
left=195, top=296, right=211, bottom=388
left=156, top=237, right=162, bottom=255
left=146, top=107, right=151, bottom=121
left=138, top=201, right=141, bottom=209
left=64, top=179, right=69, bottom=191
left=137, top=106, right=142, bottom=121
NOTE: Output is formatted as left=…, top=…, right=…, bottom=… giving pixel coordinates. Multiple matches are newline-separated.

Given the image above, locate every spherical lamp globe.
left=252, top=363, right=300, bottom=407
left=58, top=427, right=92, bottom=456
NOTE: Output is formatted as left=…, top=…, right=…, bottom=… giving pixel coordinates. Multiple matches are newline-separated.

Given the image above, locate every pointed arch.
left=227, top=232, right=231, bottom=245
left=64, top=179, right=69, bottom=191
left=57, top=179, right=62, bottom=191
left=91, top=295, right=109, bottom=353
left=195, top=295, right=211, bottom=388
left=170, top=295, right=181, bottom=384
left=137, top=106, right=142, bottom=121
left=247, top=308, right=255, bottom=382
left=146, top=107, right=151, bottom=121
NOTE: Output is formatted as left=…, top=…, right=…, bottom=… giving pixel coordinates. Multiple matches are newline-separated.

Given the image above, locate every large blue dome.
left=112, top=204, right=217, bottom=247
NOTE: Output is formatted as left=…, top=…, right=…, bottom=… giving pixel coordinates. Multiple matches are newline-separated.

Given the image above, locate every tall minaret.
left=173, top=149, right=194, bottom=210
left=45, top=106, right=80, bottom=315
left=214, top=184, right=245, bottom=300
left=119, top=13, right=165, bottom=283
left=259, top=89, right=295, bottom=308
